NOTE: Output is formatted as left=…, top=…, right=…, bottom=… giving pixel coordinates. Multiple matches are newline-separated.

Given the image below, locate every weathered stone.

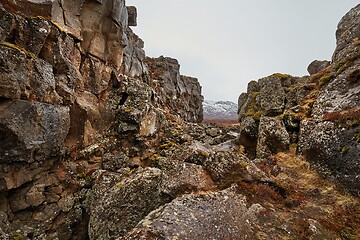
left=0, top=100, right=70, bottom=164
left=127, top=6, right=137, bottom=27
left=88, top=168, right=171, bottom=240
left=162, top=162, right=215, bottom=197
left=181, top=75, right=204, bottom=122
left=239, top=116, right=259, bottom=156
left=80, top=0, right=128, bottom=68
left=258, top=74, right=286, bottom=116
left=247, top=80, right=260, bottom=92
left=146, top=56, right=204, bottom=123
left=307, top=60, right=331, bottom=75
left=26, top=184, right=45, bottom=207
left=102, top=151, right=130, bottom=171
left=311, top=65, right=360, bottom=118
left=1, top=0, right=53, bottom=19
left=0, top=45, right=62, bottom=104
left=298, top=120, right=360, bottom=195
left=332, top=4, right=360, bottom=63
left=111, top=77, right=164, bottom=137
left=80, top=56, right=113, bottom=95
left=256, top=116, right=290, bottom=159
left=237, top=92, right=250, bottom=118
left=0, top=6, right=52, bottom=57
left=121, top=187, right=265, bottom=240
left=122, top=29, right=147, bottom=77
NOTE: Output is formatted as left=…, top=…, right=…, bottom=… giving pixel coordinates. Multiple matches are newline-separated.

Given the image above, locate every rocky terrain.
left=0, top=1, right=359, bottom=239
left=203, top=100, right=238, bottom=123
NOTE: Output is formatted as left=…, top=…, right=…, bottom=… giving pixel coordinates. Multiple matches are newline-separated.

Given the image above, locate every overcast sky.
left=127, top=0, right=359, bottom=102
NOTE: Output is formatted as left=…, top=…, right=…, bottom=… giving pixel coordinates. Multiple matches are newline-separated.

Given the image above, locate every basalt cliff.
left=0, top=1, right=359, bottom=239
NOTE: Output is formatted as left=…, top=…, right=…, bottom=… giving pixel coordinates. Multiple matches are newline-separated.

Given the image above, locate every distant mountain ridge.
left=203, top=100, right=238, bottom=121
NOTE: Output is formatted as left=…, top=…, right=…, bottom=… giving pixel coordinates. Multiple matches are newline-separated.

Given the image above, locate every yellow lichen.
left=244, top=92, right=260, bottom=118
left=197, top=150, right=210, bottom=157
left=354, top=133, right=360, bottom=143
left=32, top=16, right=67, bottom=33
left=0, top=41, right=36, bottom=58
left=239, top=161, right=248, bottom=168
left=115, top=182, right=125, bottom=188
left=275, top=73, right=292, bottom=79
left=252, top=111, right=262, bottom=121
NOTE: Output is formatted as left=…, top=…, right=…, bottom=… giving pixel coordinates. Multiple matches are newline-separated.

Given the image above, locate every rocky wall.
left=238, top=4, right=360, bottom=196
left=146, top=56, right=204, bottom=123
left=0, top=0, right=204, bottom=238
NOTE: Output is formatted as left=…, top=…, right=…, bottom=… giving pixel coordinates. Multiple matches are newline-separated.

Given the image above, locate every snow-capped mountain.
left=203, top=100, right=238, bottom=121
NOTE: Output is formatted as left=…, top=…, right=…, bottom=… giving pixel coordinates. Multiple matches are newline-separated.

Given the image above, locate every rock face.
left=0, top=1, right=359, bottom=239
left=238, top=4, right=360, bottom=195
left=146, top=56, right=204, bottom=123
left=0, top=1, right=204, bottom=238
left=307, top=60, right=331, bottom=75
left=122, top=187, right=265, bottom=240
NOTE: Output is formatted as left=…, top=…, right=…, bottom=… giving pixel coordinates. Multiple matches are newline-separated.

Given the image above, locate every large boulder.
left=307, top=60, right=331, bottom=75
left=332, top=4, right=360, bottom=63
left=298, top=120, right=360, bottom=195
left=258, top=74, right=286, bottom=116
left=0, top=100, right=70, bottom=164
left=256, top=116, right=290, bottom=159
left=121, top=187, right=265, bottom=240
left=0, top=100, right=70, bottom=190
left=0, top=45, right=62, bottom=104
left=88, top=168, right=171, bottom=240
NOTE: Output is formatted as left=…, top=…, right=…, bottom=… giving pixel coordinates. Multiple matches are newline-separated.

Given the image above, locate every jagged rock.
left=80, top=0, right=129, bottom=68
left=0, top=211, right=10, bottom=240
left=247, top=80, right=260, bottom=92
left=80, top=56, right=113, bottom=95
left=256, top=116, right=290, bottom=159
left=88, top=168, right=171, bottom=240
left=146, top=56, right=204, bottom=123
left=112, top=77, right=164, bottom=137
left=0, top=100, right=69, bottom=191
left=121, top=187, right=266, bottom=240
left=332, top=4, right=360, bottom=63
left=161, top=162, right=215, bottom=197
left=1, top=0, right=359, bottom=239
left=238, top=116, right=259, bottom=156
left=0, top=100, right=70, bottom=164
left=1, top=0, right=53, bottom=19
left=127, top=6, right=137, bottom=27
left=0, top=6, right=52, bottom=56
left=311, top=62, right=360, bottom=118
left=0, top=45, right=62, bottom=104
left=307, top=60, right=331, bottom=75
left=237, top=92, right=251, bottom=118
left=102, top=151, right=131, bottom=171
left=0, top=0, right=206, bottom=238
left=122, top=29, right=148, bottom=77
left=298, top=120, right=360, bottom=195
left=258, top=74, right=286, bottom=116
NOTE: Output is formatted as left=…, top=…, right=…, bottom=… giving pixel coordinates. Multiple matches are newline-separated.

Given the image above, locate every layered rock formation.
left=0, top=0, right=204, bottom=238
left=0, top=0, right=359, bottom=239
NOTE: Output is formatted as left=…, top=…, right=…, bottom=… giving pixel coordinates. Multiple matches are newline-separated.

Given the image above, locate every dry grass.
left=323, top=106, right=360, bottom=124
left=272, top=146, right=360, bottom=239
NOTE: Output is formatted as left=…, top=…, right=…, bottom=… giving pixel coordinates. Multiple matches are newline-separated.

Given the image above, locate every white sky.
left=127, top=0, right=359, bottom=102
